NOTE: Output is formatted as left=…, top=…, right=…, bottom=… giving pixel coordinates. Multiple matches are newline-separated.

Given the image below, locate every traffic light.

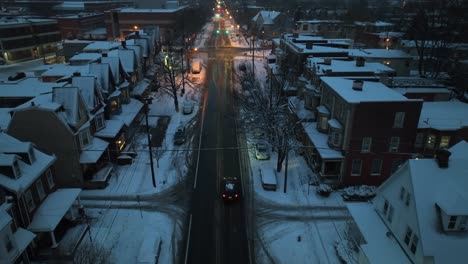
left=216, top=29, right=220, bottom=34
left=225, top=30, right=230, bottom=34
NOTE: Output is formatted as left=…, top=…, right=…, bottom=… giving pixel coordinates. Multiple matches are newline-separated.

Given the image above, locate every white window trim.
left=361, top=137, right=372, bottom=152
left=46, top=169, right=55, bottom=189
left=79, top=129, right=91, bottom=148
left=95, top=114, right=106, bottom=130
left=36, top=180, right=45, bottom=201
left=389, top=137, right=400, bottom=152
left=25, top=190, right=35, bottom=212
left=393, top=112, right=405, bottom=128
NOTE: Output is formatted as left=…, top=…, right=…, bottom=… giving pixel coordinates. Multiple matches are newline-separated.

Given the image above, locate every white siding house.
left=347, top=140, right=468, bottom=264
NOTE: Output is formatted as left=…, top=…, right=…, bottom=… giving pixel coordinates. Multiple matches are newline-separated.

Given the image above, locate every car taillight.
left=222, top=194, right=226, bottom=198
left=235, top=194, right=238, bottom=198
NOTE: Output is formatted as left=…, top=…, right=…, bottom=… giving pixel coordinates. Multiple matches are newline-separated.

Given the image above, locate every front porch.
left=28, top=188, right=89, bottom=262
left=300, top=122, right=344, bottom=186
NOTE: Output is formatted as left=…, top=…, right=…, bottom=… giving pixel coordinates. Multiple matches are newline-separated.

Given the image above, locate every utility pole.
left=251, top=35, right=255, bottom=75
left=145, top=102, right=156, bottom=187
left=283, top=135, right=289, bottom=193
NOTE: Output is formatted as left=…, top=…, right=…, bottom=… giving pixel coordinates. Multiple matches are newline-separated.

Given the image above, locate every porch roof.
left=301, top=122, right=343, bottom=159
left=80, top=137, right=109, bottom=163
left=111, top=98, right=144, bottom=127
left=14, top=228, right=36, bottom=253
left=347, top=202, right=411, bottom=264
left=94, top=120, right=125, bottom=138
left=28, top=188, right=81, bottom=232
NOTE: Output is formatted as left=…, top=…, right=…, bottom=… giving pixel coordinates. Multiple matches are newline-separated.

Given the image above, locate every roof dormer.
left=0, top=154, right=21, bottom=179
left=436, top=189, right=468, bottom=232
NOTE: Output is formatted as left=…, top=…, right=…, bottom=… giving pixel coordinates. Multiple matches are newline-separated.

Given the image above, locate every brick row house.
left=4, top=40, right=149, bottom=188
left=0, top=132, right=85, bottom=262
left=298, top=77, right=423, bottom=186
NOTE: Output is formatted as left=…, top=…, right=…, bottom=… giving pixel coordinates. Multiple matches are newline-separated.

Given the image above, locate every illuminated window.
left=425, top=134, right=436, bottom=149
left=439, top=136, right=450, bottom=148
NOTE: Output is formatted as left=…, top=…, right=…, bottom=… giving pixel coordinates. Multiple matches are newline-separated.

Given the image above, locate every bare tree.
left=402, top=0, right=465, bottom=77
left=235, top=63, right=296, bottom=172
left=73, top=242, right=112, bottom=264
left=153, top=140, right=167, bottom=168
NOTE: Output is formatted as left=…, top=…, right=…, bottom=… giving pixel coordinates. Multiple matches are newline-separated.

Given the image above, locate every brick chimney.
left=435, top=149, right=451, bottom=168
left=121, top=40, right=127, bottom=49
left=356, top=57, right=365, bottom=67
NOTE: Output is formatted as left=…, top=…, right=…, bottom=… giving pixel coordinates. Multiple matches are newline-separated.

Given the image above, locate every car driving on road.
left=221, top=177, right=240, bottom=202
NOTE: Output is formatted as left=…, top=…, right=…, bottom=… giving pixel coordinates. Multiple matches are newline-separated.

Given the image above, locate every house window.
left=404, top=227, right=412, bottom=245
left=389, top=137, right=400, bottom=152
left=25, top=189, right=35, bottom=212
left=95, top=113, right=105, bottom=131
left=330, top=130, right=342, bottom=146
left=388, top=205, right=394, bottom=222
left=400, top=187, right=406, bottom=201
left=46, top=169, right=55, bottom=189
left=371, top=159, right=382, bottom=175
left=36, top=180, right=45, bottom=201
left=414, top=133, right=424, bottom=148
left=426, top=134, right=436, bottom=149
left=391, top=159, right=403, bottom=173
left=361, top=137, right=372, bottom=152
left=448, top=216, right=457, bottom=229
left=351, top=159, right=362, bottom=176
left=79, top=129, right=91, bottom=147
left=410, top=235, right=418, bottom=254
left=319, top=116, right=328, bottom=131
left=405, top=192, right=411, bottom=206
left=383, top=199, right=389, bottom=215
left=393, top=112, right=405, bottom=128
left=439, top=136, right=450, bottom=148
left=4, top=235, right=13, bottom=252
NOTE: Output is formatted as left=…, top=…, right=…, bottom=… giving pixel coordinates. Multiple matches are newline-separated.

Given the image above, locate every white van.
left=259, top=165, right=277, bottom=191
left=191, top=59, right=201, bottom=74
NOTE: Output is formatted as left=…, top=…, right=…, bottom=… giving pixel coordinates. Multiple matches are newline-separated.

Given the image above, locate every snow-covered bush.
left=342, top=185, right=376, bottom=201
left=316, top=184, right=333, bottom=197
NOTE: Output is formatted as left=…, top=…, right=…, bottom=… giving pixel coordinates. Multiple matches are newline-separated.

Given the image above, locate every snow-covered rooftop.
left=80, top=137, right=109, bottom=164
left=83, top=41, right=121, bottom=53
left=0, top=77, right=59, bottom=98
left=348, top=49, right=412, bottom=59
left=308, top=58, right=395, bottom=75
left=111, top=99, right=144, bottom=127
left=321, top=77, right=411, bottom=103
left=401, top=141, right=468, bottom=263
left=119, top=7, right=185, bottom=13
left=418, top=101, right=468, bottom=130
left=94, top=120, right=125, bottom=138
left=301, top=122, right=343, bottom=159
left=347, top=202, right=411, bottom=264
left=0, top=133, right=56, bottom=193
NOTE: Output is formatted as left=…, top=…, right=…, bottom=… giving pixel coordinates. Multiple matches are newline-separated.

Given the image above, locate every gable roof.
left=108, top=49, right=136, bottom=73
left=405, top=141, right=468, bottom=263
left=71, top=76, right=102, bottom=112
left=253, top=11, right=280, bottom=24
left=52, top=87, right=86, bottom=127
left=0, top=133, right=56, bottom=193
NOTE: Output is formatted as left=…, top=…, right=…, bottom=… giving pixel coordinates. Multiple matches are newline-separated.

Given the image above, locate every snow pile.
left=316, top=184, right=333, bottom=197
left=342, top=185, right=376, bottom=201
left=335, top=240, right=357, bottom=264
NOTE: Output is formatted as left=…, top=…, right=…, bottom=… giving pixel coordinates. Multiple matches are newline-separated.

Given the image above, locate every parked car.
left=173, top=126, right=186, bottom=145
left=182, top=101, right=194, bottom=114
left=259, top=165, right=277, bottom=191
left=255, top=142, right=270, bottom=160
left=221, top=177, right=240, bottom=202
